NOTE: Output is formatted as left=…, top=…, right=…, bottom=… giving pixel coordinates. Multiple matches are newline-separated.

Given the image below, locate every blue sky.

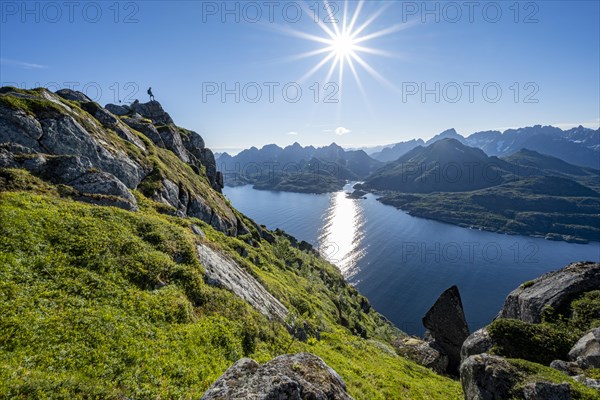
left=1, top=1, right=599, bottom=153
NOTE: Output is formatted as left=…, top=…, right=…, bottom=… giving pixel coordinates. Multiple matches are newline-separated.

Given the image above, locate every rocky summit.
left=0, top=87, right=237, bottom=234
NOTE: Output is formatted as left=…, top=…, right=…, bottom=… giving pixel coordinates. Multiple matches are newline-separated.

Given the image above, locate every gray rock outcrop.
left=568, top=327, right=600, bottom=370
left=461, top=328, right=493, bottom=363
left=423, top=285, right=470, bottom=375
left=130, top=99, right=174, bottom=125
left=460, top=354, right=519, bottom=400
left=105, top=103, right=131, bottom=116
left=55, top=89, right=92, bottom=102
left=522, top=382, right=572, bottom=400
left=392, top=336, right=449, bottom=374
left=0, top=145, right=137, bottom=210
left=550, top=360, right=583, bottom=376
left=499, top=262, right=600, bottom=323
left=1, top=87, right=238, bottom=234
left=201, top=353, right=354, bottom=400
left=197, top=243, right=288, bottom=322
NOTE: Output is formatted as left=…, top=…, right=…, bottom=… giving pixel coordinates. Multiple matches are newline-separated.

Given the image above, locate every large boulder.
left=461, top=328, right=493, bottom=363
left=201, top=353, right=354, bottom=400
left=392, top=336, right=448, bottom=374
left=522, top=382, right=572, bottom=400
left=422, top=285, right=470, bottom=375
left=568, top=327, right=600, bottom=369
left=461, top=354, right=588, bottom=400
left=499, top=262, right=600, bottom=323
left=460, top=354, right=520, bottom=400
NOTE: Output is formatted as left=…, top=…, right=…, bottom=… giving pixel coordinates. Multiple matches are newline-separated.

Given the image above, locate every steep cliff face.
left=0, top=87, right=236, bottom=234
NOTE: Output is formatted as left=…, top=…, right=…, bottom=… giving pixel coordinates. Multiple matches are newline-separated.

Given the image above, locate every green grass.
left=0, top=94, right=65, bottom=118
left=0, top=184, right=462, bottom=399
left=509, top=359, right=600, bottom=400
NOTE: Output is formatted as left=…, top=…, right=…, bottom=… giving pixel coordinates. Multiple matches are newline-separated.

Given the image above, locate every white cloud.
left=0, top=58, right=47, bottom=70
left=287, top=131, right=299, bottom=135
left=334, top=126, right=351, bottom=136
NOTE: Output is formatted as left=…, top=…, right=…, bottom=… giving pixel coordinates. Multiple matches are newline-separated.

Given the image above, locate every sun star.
left=279, top=0, right=409, bottom=93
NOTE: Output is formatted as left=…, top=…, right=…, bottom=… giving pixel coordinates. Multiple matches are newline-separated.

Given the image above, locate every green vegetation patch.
left=0, top=190, right=462, bottom=399
left=488, top=319, right=579, bottom=365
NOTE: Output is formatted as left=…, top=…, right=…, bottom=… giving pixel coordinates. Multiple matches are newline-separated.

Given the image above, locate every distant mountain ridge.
left=216, top=142, right=383, bottom=193
left=367, top=125, right=599, bottom=169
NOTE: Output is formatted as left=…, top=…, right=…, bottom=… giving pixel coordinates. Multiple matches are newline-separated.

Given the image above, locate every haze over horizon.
left=2, top=0, right=599, bottom=151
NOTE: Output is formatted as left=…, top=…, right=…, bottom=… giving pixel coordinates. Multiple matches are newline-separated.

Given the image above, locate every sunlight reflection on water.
left=317, top=184, right=366, bottom=278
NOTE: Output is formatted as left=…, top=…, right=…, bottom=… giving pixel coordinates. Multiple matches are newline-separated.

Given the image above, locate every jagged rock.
left=130, top=100, right=174, bottom=125
left=423, top=285, right=470, bottom=375
left=237, top=246, right=249, bottom=258
left=80, top=102, right=146, bottom=151
left=522, top=382, right=572, bottom=400
left=392, top=337, right=449, bottom=374
left=153, top=178, right=186, bottom=214
left=55, top=89, right=92, bottom=102
left=201, top=353, right=354, bottom=400
left=180, top=129, right=221, bottom=190
left=568, top=327, right=600, bottom=369
left=105, top=103, right=131, bottom=116
left=122, top=117, right=166, bottom=148
left=460, top=354, right=520, bottom=400
left=1, top=87, right=238, bottom=235
left=197, top=243, right=288, bottom=322
left=156, top=125, right=189, bottom=162
left=0, top=149, right=137, bottom=210
left=499, top=262, right=600, bottom=323
left=0, top=90, right=149, bottom=189
left=188, top=195, right=237, bottom=234
left=0, top=103, right=44, bottom=150
left=216, top=171, right=224, bottom=188
left=37, top=114, right=146, bottom=189
left=461, top=328, right=493, bottom=363
left=550, top=360, right=583, bottom=376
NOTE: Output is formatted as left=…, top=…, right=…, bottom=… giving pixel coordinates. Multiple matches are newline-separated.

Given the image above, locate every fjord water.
left=224, top=184, right=600, bottom=336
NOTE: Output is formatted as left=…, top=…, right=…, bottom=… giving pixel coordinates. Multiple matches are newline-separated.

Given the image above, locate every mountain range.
left=216, top=142, right=383, bottom=193
left=358, top=139, right=600, bottom=243
left=369, top=126, right=599, bottom=169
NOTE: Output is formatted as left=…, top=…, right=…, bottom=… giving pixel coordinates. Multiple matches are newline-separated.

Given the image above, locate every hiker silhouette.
left=147, top=87, right=155, bottom=102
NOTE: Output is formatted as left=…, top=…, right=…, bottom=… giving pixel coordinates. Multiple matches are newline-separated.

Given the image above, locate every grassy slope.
left=0, top=170, right=462, bottom=399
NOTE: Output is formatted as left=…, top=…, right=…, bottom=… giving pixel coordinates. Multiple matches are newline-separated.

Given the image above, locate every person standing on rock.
left=147, top=87, right=155, bottom=102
